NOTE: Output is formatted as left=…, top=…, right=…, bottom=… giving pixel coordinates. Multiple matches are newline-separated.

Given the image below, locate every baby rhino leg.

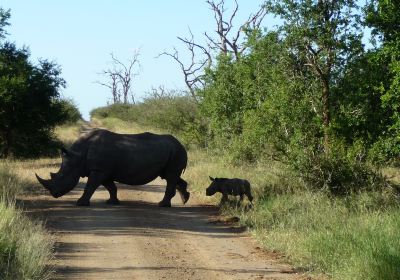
left=244, top=181, right=253, bottom=204
left=220, top=193, right=229, bottom=205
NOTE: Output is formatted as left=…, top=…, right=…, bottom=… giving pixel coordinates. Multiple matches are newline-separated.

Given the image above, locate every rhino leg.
left=245, top=189, right=253, bottom=204
left=158, top=177, right=178, bottom=207
left=77, top=171, right=105, bottom=206
left=176, top=178, right=190, bottom=205
left=237, top=194, right=244, bottom=206
left=219, top=194, right=229, bottom=205
left=103, top=181, right=120, bottom=205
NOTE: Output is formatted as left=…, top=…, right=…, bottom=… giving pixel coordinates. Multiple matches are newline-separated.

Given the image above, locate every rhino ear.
left=209, top=176, right=215, bottom=181
left=61, top=147, right=81, bottom=158
left=61, top=147, right=69, bottom=157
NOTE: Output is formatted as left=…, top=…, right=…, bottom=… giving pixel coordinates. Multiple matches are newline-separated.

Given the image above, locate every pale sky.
left=2, top=1, right=271, bottom=120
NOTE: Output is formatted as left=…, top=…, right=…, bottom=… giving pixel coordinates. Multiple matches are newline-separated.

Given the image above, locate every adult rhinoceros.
left=36, top=129, right=190, bottom=207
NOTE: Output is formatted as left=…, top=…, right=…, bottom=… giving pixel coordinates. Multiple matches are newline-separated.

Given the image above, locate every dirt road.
left=23, top=178, right=298, bottom=280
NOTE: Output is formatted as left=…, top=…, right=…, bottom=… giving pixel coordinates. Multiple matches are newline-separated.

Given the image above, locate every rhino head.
left=36, top=147, right=83, bottom=198
left=206, top=176, right=220, bottom=196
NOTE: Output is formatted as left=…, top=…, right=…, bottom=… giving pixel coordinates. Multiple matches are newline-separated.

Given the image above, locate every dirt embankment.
left=24, top=178, right=299, bottom=280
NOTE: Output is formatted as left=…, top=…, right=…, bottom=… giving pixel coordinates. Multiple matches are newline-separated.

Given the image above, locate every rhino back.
left=220, top=178, right=248, bottom=196
left=81, top=130, right=186, bottom=184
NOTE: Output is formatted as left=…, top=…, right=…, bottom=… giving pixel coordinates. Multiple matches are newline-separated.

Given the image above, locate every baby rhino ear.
left=209, top=176, right=215, bottom=181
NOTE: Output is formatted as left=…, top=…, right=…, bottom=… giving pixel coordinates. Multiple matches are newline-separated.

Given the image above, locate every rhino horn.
left=35, top=173, right=53, bottom=190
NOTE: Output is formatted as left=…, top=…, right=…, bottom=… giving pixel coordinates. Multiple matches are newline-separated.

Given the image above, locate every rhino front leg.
left=220, top=193, right=229, bottom=205
left=103, top=181, right=120, bottom=205
left=237, top=194, right=244, bottom=206
left=77, top=171, right=105, bottom=206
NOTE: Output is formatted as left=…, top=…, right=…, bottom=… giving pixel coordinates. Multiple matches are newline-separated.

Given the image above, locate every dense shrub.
left=91, top=94, right=207, bottom=147
left=57, top=98, right=82, bottom=124
left=0, top=43, right=67, bottom=158
left=288, top=138, right=389, bottom=195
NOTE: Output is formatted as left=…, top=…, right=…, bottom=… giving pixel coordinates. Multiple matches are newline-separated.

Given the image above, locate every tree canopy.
left=0, top=10, right=79, bottom=157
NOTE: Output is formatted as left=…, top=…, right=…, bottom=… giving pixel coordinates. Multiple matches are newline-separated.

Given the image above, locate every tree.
left=160, top=0, right=266, bottom=100
left=0, top=43, right=67, bottom=157
left=265, top=0, right=363, bottom=152
left=0, top=8, right=10, bottom=40
left=97, top=51, right=141, bottom=104
left=363, top=0, right=400, bottom=161
left=204, top=0, right=266, bottom=60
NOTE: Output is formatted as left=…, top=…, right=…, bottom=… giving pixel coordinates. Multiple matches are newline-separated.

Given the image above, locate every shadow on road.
left=22, top=184, right=245, bottom=238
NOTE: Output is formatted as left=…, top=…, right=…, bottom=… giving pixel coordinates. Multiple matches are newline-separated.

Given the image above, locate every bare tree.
left=205, top=0, right=267, bottom=60
left=158, top=30, right=211, bottom=102
left=159, top=0, right=266, bottom=100
left=96, top=50, right=141, bottom=104
left=96, top=71, right=121, bottom=103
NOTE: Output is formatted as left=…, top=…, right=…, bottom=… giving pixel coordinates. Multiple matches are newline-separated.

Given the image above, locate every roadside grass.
left=55, top=122, right=82, bottom=147
left=85, top=117, right=400, bottom=279
left=0, top=163, right=54, bottom=280
left=0, top=122, right=82, bottom=280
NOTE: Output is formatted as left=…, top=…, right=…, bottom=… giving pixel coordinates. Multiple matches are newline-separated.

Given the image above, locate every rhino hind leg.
left=103, top=181, right=120, bottom=205
left=77, top=171, right=105, bottom=206
left=177, top=178, right=190, bottom=205
left=237, top=194, right=244, bottom=207
left=158, top=177, right=179, bottom=207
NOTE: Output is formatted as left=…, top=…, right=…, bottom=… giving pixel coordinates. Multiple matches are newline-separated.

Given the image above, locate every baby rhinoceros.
left=206, top=177, right=253, bottom=205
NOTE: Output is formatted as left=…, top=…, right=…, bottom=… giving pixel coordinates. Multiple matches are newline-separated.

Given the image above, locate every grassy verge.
left=0, top=163, right=54, bottom=280
left=187, top=149, right=400, bottom=279
left=94, top=116, right=400, bottom=279
left=0, top=122, right=83, bottom=279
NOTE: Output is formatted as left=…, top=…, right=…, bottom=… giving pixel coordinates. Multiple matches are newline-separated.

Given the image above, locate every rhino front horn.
left=35, top=173, right=52, bottom=190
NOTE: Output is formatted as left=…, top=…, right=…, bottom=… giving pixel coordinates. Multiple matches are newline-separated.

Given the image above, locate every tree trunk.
left=322, top=78, right=330, bottom=153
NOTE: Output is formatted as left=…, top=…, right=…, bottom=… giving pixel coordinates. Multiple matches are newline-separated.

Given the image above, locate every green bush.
left=57, top=98, right=82, bottom=124
left=288, top=138, right=389, bottom=195
left=91, top=94, right=208, bottom=147
left=91, top=103, right=138, bottom=122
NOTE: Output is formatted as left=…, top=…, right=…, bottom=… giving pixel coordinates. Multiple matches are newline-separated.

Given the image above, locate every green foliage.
left=195, top=0, right=396, bottom=193
left=200, top=54, right=246, bottom=139
left=57, top=98, right=82, bottom=124
left=288, top=138, right=388, bottom=195
left=360, top=0, right=400, bottom=163
left=0, top=8, right=10, bottom=40
left=0, top=10, right=72, bottom=158
left=91, top=93, right=206, bottom=147
left=0, top=42, right=67, bottom=158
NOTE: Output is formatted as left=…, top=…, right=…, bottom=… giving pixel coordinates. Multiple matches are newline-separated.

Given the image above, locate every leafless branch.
left=205, top=0, right=266, bottom=60
left=96, top=51, right=141, bottom=104
left=160, top=0, right=266, bottom=101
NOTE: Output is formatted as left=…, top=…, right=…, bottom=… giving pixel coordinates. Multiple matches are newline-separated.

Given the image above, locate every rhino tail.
left=178, top=190, right=190, bottom=205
